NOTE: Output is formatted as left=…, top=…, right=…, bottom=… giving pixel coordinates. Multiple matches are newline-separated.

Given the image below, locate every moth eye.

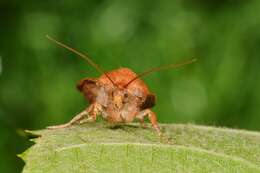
left=124, top=93, right=128, bottom=98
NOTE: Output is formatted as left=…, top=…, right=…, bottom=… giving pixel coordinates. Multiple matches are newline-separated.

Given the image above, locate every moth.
left=46, top=35, right=196, bottom=135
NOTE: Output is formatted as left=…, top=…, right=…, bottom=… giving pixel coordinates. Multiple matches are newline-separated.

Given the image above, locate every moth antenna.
left=46, top=35, right=116, bottom=87
left=124, top=58, right=197, bottom=88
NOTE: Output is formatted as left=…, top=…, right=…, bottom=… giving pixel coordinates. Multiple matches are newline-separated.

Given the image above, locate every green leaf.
left=19, top=123, right=260, bottom=173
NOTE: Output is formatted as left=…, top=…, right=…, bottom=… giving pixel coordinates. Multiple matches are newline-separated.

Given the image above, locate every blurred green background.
left=1, top=0, right=260, bottom=172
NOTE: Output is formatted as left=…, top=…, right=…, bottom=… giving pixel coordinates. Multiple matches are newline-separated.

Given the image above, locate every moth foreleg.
left=136, top=109, right=161, bottom=135
left=47, top=103, right=102, bottom=129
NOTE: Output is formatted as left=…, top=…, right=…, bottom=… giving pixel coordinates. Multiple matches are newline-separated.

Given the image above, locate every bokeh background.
left=1, top=0, right=260, bottom=172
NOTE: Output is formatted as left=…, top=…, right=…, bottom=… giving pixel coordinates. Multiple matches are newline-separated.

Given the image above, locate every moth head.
left=110, top=86, right=130, bottom=109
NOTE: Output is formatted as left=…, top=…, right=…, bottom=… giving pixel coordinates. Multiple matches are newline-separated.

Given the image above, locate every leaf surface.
left=20, top=123, right=260, bottom=173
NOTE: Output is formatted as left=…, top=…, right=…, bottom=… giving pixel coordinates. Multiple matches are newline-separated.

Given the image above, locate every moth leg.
left=135, top=115, right=147, bottom=128
left=47, top=103, right=101, bottom=129
left=139, top=118, right=148, bottom=128
left=77, top=103, right=102, bottom=124
left=136, top=109, right=161, bottom=135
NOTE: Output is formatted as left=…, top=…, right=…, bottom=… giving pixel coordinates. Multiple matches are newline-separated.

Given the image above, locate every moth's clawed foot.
left=158, top=132, right=172, bottom=144
left=140, top=123, right=148, bottom=129
left=47, top=123, right=71, bottom=129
